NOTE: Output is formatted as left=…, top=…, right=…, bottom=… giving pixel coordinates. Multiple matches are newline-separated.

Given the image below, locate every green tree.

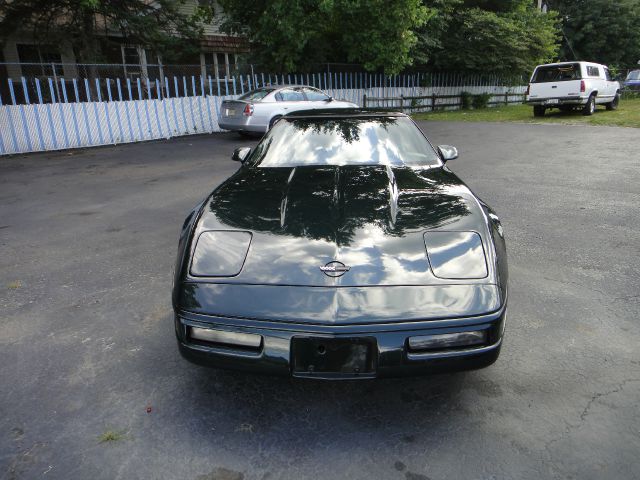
left=415, top=0, right=560, bottom=76
left=0, top=0, right=210, bottom=63
left=218, top=0, right=430, bottom=73
left=549, top=0, right=640, bottom=67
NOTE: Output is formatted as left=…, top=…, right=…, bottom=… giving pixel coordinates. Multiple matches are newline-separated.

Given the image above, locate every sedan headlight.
left=423, top=231, right=487, bottom=279
left=190, top=231, right=252, bottom=277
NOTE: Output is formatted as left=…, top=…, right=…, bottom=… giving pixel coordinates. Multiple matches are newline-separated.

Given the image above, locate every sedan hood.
left=192, top=165, right=494, bottom=287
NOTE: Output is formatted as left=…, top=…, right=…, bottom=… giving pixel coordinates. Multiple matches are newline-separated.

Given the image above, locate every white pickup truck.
left=526, top=62, right=620, bottom=117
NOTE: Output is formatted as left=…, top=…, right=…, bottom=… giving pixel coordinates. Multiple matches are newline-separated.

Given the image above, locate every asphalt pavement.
left=1, top=120, right=639, bottom=479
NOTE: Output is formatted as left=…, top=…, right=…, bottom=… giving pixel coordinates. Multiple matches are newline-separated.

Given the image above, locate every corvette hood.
left=193, top=165, right=493, bottom=287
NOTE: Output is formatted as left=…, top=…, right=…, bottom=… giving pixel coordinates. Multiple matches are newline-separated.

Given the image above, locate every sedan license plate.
left=292, top=337, right=375, bottom=376
left=545, top=99, right=559, bottom=105
left=225, top=108, right=236, bottom=116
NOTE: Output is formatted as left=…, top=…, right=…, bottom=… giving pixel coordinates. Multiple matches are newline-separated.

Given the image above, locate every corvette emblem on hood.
left=319, top=261, right=351, bottom=277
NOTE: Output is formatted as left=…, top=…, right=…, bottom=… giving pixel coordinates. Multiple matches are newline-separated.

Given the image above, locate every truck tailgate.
left=529, top=80, right=582, bottom=100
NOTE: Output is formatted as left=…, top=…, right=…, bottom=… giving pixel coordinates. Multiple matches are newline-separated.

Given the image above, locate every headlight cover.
left=190, top=231, right=252, bottom=277
left=424, top=231, right=488, bottom=279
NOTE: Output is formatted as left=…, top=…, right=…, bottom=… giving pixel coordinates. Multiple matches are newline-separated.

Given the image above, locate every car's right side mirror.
left=232, top=147, right=251, bottom=163
left=438, top=145, right=458, bottom=162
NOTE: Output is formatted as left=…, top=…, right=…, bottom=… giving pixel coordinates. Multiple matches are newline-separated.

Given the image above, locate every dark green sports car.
left=172, top=109, right=508, bottom=379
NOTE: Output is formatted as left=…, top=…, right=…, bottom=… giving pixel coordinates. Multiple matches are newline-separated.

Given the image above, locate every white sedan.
left=218, top=85, right=358, bottom=134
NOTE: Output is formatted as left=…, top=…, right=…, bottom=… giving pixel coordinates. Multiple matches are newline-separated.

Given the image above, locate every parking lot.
left=1, top=121, right=639, bottom=479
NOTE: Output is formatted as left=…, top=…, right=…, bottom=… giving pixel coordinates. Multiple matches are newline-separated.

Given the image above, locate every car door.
left=591, top=65, right=609, bottom=103
left=603, top=67, right=617, bottom=98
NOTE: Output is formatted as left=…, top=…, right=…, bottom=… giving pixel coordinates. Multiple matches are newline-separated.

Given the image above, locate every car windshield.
left=251, top=116, right=441, bottom=168
left=532, top=63, right=582, bottom=83
left=238, top=88, right=274, bottom=101
left=627, top=70, right=640, bottom=81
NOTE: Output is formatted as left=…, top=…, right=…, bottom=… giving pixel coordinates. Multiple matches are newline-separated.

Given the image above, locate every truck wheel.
left=582, top=94, right=596, bottom=116
left=606, top=93, right=620, bottom=111
left=533, top=106, right=545, bottom=117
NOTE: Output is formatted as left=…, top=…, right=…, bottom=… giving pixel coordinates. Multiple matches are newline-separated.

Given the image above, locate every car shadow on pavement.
left=179, top=361, right=483, bottom=434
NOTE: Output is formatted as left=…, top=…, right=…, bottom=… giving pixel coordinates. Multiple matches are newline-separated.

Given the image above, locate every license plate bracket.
left=292, top=337, right=376, bottom=377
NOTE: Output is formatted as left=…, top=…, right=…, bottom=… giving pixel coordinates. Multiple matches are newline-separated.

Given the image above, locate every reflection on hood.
left=207, top=165, right=472, bottom=246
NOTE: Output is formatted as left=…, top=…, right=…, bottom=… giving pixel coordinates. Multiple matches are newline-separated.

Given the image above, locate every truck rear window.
left=532, top=64, right=582, bottom=83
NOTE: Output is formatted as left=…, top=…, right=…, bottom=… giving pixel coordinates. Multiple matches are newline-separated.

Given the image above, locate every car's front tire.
left=533, top=106, right=545, bottom=117
left=582, top=94, right=596, bottom=115
left=606, top=93, right=620, bottom=111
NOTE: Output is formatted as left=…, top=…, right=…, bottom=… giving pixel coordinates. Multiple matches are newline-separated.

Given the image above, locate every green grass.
left=412, top=98, right=640, bottom=128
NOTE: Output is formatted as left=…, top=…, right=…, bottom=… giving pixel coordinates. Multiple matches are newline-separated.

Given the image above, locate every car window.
left=302, top=87, right=330, bottom=101
left=239, top=88, right=274, bottom=101
left=251, top=117, right=441, bottom=168
left=604, top=68, right=612, bottom=81
left=275, top=89, right=305, bottom=102
left=586, top=66, right=600, bottom=77
left=627, top=70, right=640, bottom=81
left=532, top=64, right=582, bottom=83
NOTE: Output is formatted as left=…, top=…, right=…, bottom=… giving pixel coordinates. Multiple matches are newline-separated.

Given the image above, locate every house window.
left=122, top=46, right=143, bottom=80
left=16, top=44, right=63, bottom=76
left=205, top=52, right=230, bottom=78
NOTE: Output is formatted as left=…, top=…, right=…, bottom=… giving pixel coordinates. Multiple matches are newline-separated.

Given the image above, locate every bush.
left=460, top=91, right=473, bottom=110
left=621, top=89, right=640, bottom=100
left=472, top=93, right=492, bottom=109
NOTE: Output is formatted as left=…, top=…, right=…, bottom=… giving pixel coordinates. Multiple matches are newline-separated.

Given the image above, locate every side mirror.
left=232, top=147, right=251, bottom=163
left=438, top=145, right=458, bottom=162
left=325, top=96, right=333, bottom=102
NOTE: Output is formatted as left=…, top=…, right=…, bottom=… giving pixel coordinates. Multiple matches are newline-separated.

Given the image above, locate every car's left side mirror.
left=232, top=147, right=251, bottom=163
left=438, top=145, right=458, bottom=162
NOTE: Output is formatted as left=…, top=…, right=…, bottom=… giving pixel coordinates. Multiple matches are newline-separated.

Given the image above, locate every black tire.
left=582, top=94, right=596, bottom=116
left=533, top=106, right=545, bottom=117
left=268, top=115, right=282, bottom=130
left=606, top=93, right=620, bottom=111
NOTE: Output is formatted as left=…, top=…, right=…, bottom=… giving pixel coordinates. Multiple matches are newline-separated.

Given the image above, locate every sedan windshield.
left=252, top=117, right=441, bottom=168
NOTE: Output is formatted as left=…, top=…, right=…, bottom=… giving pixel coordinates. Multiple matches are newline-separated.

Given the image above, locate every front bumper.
left=175, top=304, right=506, bottom=379
left=526, top=96, right=587, bottom=106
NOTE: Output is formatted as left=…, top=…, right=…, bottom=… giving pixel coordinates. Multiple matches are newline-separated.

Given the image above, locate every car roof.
left=284, top=108, right=407, bottom=119
left=535, top=61, right=606, bottom=68
left=254, top=84, right=320, bottom=90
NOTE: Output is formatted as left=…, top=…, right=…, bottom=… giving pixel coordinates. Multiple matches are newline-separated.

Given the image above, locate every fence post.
left=431, top=92, right=437, bottom=112
left=505, top=91, right=509, bottom=105
left=363, top=94, right=367, bottom=108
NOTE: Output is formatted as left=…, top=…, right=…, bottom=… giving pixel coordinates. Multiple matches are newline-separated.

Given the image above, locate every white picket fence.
left=0, top=84, right=525, bottom=156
